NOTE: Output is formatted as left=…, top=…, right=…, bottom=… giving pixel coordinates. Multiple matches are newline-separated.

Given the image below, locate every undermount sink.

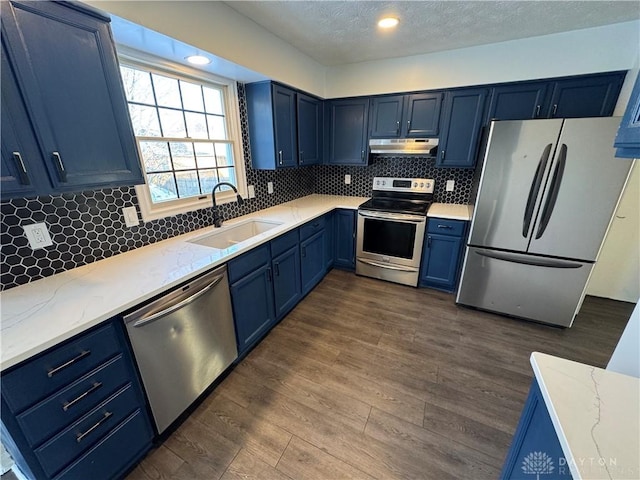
left=189, top=219, right=282, bottom=250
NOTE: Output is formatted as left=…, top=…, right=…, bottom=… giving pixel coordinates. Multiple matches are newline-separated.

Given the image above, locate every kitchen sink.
left=189, top=219, right=283, bottom=250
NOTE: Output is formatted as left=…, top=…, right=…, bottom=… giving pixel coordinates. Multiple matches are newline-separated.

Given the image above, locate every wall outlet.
left=267, top=182, right=274, bottom=194
left=345, top=174, right=351, bottom=185
left=122, top=206, right=140, bottom=227
left=446, top=180, right=455, bottom=192
left=248, top=185, right=256, bottom=198
left=23, top=222, right=53, bottom=249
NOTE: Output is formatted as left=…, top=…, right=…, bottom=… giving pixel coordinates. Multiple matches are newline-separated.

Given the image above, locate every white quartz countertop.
left=427, top=203, right=473, bottom=221
left=0, top=195, right=365, bottom=371
left=531, top=352, right=640, bottom=480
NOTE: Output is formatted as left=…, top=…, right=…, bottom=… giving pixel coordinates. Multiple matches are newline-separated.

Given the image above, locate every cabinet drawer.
left=427, top=218, right=466, bottom=236
left=270, top=229, right=299, bottom=257
left=2, top=324, right=121, bottom=413
left=228, top=244, right=271, bottom=283
left=300, top=216, right=326, bottom=240
left=36, top=384, right=140, bottom=477
left=17, top=355, right=131, bottom=448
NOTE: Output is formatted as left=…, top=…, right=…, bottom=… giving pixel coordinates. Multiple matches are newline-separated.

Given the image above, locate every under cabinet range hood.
left=369, top=138, right=439, bottom=155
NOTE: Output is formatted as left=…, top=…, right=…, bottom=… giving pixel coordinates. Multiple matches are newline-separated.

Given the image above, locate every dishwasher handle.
left=124, top=268, right=226, bottom=328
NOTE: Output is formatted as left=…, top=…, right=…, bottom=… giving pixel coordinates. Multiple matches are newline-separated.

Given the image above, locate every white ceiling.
left=224, top=1, right=640, bottom=66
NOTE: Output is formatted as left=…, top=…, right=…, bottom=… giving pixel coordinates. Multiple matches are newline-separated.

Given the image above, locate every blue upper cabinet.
left=369, top=93, right=442, bottom=138
left=614, top=72, right=640, bottom=159
left=326, top=98, right=370, bottom=165
left=246, top=81, right=323, bottom=169
left=437, top=88, right=488, bottom=168
left=486, top=82, right=549, bottom=123
left=546, top=72, right=624, bottom=118
left=1, top=1, right=143, bottom=196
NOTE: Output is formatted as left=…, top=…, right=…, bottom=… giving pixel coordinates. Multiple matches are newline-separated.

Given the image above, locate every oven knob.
left=413, top=182, right=418, bottom=187
left=382, top=180, right=386, bottom=186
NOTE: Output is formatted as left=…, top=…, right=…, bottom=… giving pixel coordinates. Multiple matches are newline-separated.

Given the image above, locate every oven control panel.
left=372, top=177, right=434, bottom=193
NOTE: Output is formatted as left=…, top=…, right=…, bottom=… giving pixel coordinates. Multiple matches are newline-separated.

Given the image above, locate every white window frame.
left=118, top=47, right=247, bottom=222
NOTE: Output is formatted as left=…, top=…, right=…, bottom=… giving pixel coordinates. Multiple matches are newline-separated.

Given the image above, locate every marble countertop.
left=531, top=352, right=640, bottom=480
left=427, top=203, right=473, bottom=221
left=0, top=195, right=365, bottom=371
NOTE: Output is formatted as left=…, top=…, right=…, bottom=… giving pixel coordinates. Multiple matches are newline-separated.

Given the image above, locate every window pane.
left=158, top=108, right=186, bottom=137
left=207, top=115, right=226, bottom=139
left=147, top=173, right=178, bottom=202
left=214, top=143, right=234, bottom=166
left=195, top=143, right=216, bottom=168
left=185, top=112, right=208, bottom=139
left=120, top=66, right=155, bottom=104
left=203, top=87, right=223, bottom=115
left=199, top=169, right=218, bottom=194
left=175, top=170, right=200, bottom=197
left=217, top=167, right=236, bottom=186
left=129, top=104, right=161, bottom=136
left=139, top=141, right=171, bottom=172
left=169, top=142, right=195, bottom=170
left=152, top=74, right=182, bottom=108
left=180, top=81, right=204, bottom=112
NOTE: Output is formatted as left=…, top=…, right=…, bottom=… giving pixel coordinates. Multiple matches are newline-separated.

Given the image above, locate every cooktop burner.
left=359, top=177, right=435, bottom=216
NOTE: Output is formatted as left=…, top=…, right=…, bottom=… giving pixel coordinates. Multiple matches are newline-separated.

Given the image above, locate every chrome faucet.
left=211, top=182, right=244, bottom=228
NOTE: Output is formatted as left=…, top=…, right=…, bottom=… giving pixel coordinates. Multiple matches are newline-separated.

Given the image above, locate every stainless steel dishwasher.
left=123, top=264, right=237, bottom=434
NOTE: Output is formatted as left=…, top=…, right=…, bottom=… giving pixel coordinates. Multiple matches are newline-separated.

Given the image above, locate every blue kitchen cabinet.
left=270, top=229, right=302, bottom=320
left=545, top=72, right=624, bottom=119
left=297, top=93, right=323, bottom=166
left=0, top=320, right=153, bottom=480
left=324, top=210, right=335, bottom=270
left=325, top=98, right=370, bottom=165
left=437, top=88, right=488, bottom=168
left=420, top=218, right=466, bottom=292
left=1, top=0, right=143, bottom=196
left=334, top=209, right=356, bottom=270
left=369, top=93, right=442, bottom=138
left=301, top=230, right=326, bottom=295
left=500, top=379, right=572, bottom=480
left=486, top=82, right=550, bottom=123
left=614, top=72, right=640, bottom=158
left=369, top=95, right=405, bottom=138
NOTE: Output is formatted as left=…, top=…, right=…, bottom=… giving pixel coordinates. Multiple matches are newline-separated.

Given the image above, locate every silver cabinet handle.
left=278, top=150, right=283, bottom=165
left=396, top=120, right=400, bottom=135
left=535, top=105, right=541, bottom=117
left=437, top=224, right=452, bottom=229
left=361, top=150, right=365, bottom=161
left=63, top=382, right=102, bottom=411
left=552, top=104, right=558, bottom=117
left=274, top=262, right=280, bottom=276
left=407, top=120, right=411, bottom=130
left=266, top=267, right=272, bottom=283
left=76, top=411, right=113, bottom=443
left=12, top=152, right=30, bottom=185
left=299, top=151, right=303, bottom=164
left=48, top=350, right=91, bottom=377
left=52, top=151, right=67, bottom=182
left=427, top=235, right=432, bottom=248
left=441, top=150, right=445, bottom=161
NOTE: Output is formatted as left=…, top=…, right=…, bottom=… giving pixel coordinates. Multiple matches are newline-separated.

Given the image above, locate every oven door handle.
left=358, top=210, right=425, bottom=223
left=357, top=258, right=420, bottom=272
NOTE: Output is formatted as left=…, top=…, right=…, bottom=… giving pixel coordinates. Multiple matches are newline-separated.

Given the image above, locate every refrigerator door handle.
left=522, top=143, right=553, bottom=238
left=535, top=144, right=567, bottom=239
left=474, top=249, right=583, bottom=269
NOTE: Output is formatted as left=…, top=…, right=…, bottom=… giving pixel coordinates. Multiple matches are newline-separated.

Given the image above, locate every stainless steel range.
left=356, top=177, right=434, bottom=287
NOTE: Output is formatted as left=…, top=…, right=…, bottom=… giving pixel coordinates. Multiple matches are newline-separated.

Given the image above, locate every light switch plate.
left=248, top=185, right=256, bottom=198
left=267, top=182, right=274, bottom=194
left=446, top=180, right=455, bottom=192
left=23, top=223, right=53, bottom=249
left=345, top=174, right=351, bottom=185
left=122, top=206, right=140, bottom=227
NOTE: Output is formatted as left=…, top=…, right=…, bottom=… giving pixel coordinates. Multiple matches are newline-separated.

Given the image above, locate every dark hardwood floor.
left=125, top=269, right=634, bottom=480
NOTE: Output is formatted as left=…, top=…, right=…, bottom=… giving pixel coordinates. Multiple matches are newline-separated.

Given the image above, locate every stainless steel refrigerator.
left=456, top=117, right=633, bottom=327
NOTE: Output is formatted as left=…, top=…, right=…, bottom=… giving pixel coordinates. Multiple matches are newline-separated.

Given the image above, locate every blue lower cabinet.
left=420, top=218, right=466, bottom=292
left=324, top=211, right=335, bottom=269
left=334, top=209, right=356, bottom=270
left=272, top=245, right=302, bottom=320
left=301, top=230, right=326, bottom=295
left=500, top=379, right=573, bottom=480
left=230, top=263, right=276, bottom=355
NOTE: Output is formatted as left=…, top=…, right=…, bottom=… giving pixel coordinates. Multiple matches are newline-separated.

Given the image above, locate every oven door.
left=356, top=209, right=426, bottom=271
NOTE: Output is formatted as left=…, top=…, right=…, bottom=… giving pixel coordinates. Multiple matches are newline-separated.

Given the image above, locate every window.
left=119, top=59, right=246, bottom=221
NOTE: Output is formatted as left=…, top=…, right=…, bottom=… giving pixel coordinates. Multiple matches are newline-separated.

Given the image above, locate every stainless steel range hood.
left=369, top=138, right=439, bottom=155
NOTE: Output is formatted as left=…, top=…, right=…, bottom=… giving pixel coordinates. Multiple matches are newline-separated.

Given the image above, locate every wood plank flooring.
left=125, top=269, right=634, bottom=480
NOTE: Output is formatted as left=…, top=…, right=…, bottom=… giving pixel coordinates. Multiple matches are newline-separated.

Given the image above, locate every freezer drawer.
left=456, top=247, right=593, bottom=327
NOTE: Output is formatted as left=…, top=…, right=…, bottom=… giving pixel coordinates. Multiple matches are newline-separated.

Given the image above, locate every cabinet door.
left=334, top=209, right=356, bottom=269
left=369, top=95, right=404, bottom=138
left=272, top=84, right=298, bottom=167
left=614, top=72, right=640, bottom=158
left=404, top=93, right=442, bottom=137
left=297, top=93, right=322, bottom=166
left=420, top=234, right=462, bottom=291
left=486, top=83, right=548, bottom=123
left=326, top=99, right=369, bottom=165
left=301, top=230, right=325, bottom=295
left=1, top=1, right=143, bottom=192
left=272, top=245, right=301, bottom=320
left=546, top=73, right=624, bottom=119
left=324, top=211, right=335, bottom=270
left=437, top=88, right=488, bottom=168
left=230, top=264, right=276, bottom=354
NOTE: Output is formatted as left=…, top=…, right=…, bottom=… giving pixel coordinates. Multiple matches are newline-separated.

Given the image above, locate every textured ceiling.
left=224, top=1, right=640, bottom=66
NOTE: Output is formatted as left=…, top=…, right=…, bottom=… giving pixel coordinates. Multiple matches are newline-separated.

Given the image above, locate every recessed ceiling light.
left=185, top=55, right=211, bottom=65
left=378, top=17, right=399, bottom=29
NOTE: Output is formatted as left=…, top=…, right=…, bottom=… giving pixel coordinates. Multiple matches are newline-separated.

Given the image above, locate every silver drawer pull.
left=62, top=382, right=102, bottom=411
left=48, top=350, right=91, bottom=377
left=52, top=151, right=67, bottom=182
left=76, top=411, right=113, bottom=443
left=12, top=152, right=30, bottom=185
left=437, top=224, right=453, bottom=229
